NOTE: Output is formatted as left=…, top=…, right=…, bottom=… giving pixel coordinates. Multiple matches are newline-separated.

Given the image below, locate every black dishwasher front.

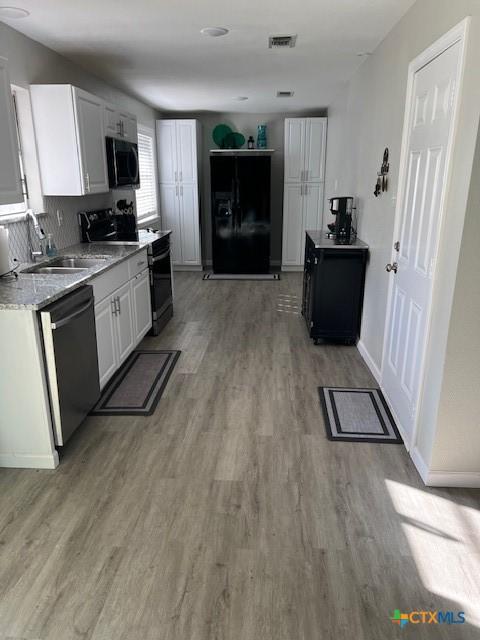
left=40, top=286, right=100, bottom=445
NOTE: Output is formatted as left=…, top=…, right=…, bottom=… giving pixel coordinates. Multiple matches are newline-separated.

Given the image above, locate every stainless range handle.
left=151, top=249, right=170, bottom=263
left=51, top=298, right=94, bottom=330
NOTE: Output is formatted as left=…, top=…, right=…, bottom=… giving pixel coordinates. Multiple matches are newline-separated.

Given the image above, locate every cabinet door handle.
left=179, top=171, right=183, bottom=182
left=111, top=299, right=117, bottom=316
left=176, top=185, right=179, bottom=196
left=180, top=185, right=183, bottom=196
left=117, top=296, right=121, bottom=314
left=175, top=171, right=178, bottom=182
left=85, top=172, right=90, bottom=193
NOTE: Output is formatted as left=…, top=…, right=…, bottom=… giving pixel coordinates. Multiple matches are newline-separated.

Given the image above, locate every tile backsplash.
left=4, top=191, right=136, bottom=266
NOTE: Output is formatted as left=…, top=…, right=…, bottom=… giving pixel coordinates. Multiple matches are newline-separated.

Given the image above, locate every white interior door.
left=382, top=40, right=462, bottom=445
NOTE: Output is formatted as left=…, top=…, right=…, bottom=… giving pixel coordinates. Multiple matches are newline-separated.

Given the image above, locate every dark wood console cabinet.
left=302, top=231, right=369, bottom=345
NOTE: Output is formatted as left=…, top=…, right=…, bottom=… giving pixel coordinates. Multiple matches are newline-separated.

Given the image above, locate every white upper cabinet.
left=31, top=84, right=109, bottom=196
left=284, top=117, right=327, bottom=183
left=156, top=119, right=201, bottom=268
left=0, top=57, right=23, bottom=206
left=104, top=103, right=137, bottom=142
left=282, top=117, right=327, bottom=269
left=74, top=88, right=109, bottom=194
left=284, top=118, right=305, bottom=182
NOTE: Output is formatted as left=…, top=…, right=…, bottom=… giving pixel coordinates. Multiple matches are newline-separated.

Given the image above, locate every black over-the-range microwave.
left=105, top=137, right=140, bottom=189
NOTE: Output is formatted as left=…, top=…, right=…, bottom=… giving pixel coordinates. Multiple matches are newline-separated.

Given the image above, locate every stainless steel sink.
left=47, top=257, right=108, bottom=268
left=22, top=256, right=108, bottom=275
left=26, top=266, right=88, bottom=274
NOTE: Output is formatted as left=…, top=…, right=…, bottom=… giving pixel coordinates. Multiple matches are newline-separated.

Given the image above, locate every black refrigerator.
left=210, top=152, right=271, bottom=273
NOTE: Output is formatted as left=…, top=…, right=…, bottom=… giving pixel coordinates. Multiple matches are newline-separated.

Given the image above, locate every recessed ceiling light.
left=234, top=96, right=248, bottom=101
left=0, top=6, right=30, bottom=19
left=201, top=26, right=229, bottom=37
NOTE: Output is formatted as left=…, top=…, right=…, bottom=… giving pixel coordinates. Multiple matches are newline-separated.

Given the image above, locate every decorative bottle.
left=256, top=125, right=267, bottom=149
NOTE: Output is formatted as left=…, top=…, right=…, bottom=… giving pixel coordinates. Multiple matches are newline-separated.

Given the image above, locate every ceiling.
left=2, top=0, right=416, bottom=113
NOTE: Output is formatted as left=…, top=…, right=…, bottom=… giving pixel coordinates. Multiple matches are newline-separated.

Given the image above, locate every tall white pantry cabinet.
left=282, top=117, right=327, bottom=270
left=156, top=119, right=202, bottom=269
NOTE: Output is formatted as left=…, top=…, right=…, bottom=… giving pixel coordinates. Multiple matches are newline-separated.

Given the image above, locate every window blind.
left=136, top=130, right=158, bottom=222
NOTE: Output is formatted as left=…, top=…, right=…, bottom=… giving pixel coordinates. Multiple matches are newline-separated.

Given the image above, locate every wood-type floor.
left=1, top=273, right=479, bottom=640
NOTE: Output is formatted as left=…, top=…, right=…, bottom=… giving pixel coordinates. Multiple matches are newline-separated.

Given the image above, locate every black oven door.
left=150, top=237, right=173, bottom=334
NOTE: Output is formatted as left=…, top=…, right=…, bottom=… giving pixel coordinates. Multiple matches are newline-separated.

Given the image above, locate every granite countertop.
left=306, top=230, right=369, bottom=250
left=0, top=229, right=170, bottom=311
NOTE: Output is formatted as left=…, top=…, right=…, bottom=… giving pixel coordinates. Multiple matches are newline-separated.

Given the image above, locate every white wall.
left=160, top=110, right=326, bottom=265
left=325, top=0, right=480, bottom=482
left=325, top=0, right=480, bottom=371
left=0, top=21, right=157, bottom=261
left=428, top=129, right=480, bottom=475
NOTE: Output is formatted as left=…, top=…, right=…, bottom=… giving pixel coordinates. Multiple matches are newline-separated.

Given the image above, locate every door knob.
left=385, top=262, right=398, bottom=273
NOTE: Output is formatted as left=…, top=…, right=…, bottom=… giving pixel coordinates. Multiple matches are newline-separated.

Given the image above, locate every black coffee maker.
left=328, top=197, right=354, bottom=244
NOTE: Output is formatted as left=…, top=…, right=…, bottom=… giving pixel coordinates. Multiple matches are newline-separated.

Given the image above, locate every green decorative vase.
left=257, top=125, right=267, bottom=149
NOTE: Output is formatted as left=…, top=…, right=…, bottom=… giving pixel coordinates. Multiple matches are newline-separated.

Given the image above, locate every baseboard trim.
left=426, top=470, right=480, bottom=488
left=281, top=265, right=304, bottom=272
left=173, top=265, right=203, bottom=272
left=357, top=339, right=382, bottom=384
left=0, top=451, right=59, bottom=469
left=410, top=446, right=429, bottom=484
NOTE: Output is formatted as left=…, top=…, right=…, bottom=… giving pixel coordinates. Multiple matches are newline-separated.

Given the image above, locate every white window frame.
left=0, top=85, right=44, bottom=223
left=0, top=88, right=28, bottom=218
left=135, top=124, right=160, bottom=227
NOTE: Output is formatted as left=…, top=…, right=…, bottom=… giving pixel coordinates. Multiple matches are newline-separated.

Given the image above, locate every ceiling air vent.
left=269, top=35, right=297, bottom=49
left=276, top=91, right=294, bottom=98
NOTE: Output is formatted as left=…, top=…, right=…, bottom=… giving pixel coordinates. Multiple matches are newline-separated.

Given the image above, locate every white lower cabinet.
left=282, top=182, right=324, bottom=268
left=94, top=296, right=118, bottom=389
left=92, top=253, right=152, bottom=389
left=114, top=281, right=135, bottom=365
left=132, top=270, right=152, bottom=342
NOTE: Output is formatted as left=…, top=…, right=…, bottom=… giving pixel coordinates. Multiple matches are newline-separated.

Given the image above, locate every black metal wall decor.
left=374, top=147, right=389, bottom=197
